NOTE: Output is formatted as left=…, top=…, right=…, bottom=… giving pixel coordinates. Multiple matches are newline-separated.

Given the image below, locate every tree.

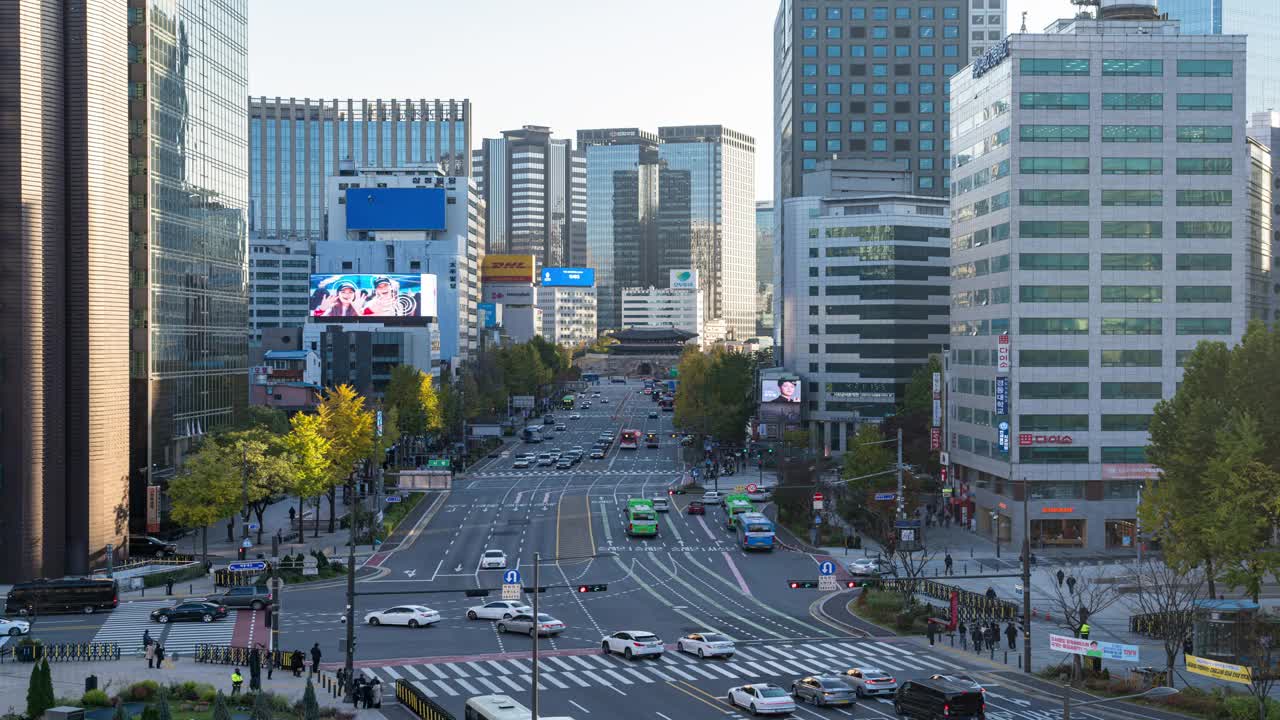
left=705, top=349, right=756, bottom=443
left=1206, top=412, right=1280, bottom=602
left=316, top=385, right=376, bottom=533
left=212, top=691, right=233, bottom=720
left=1044, top=567, right=1123, bottom=680
left=839, top=424, right=896, bottom=543
left=673, top=348, right=713, bottom=438
left=112, top=700, right=128, bottom=720
left=282, top=410, right=332, bottom=539
left=26, top=658, right=53, bottom=720
left=1240, top=612, right=1280, bottom=720
left=901, top=356, right=941, bottom=417
left=156, top=688, right=172, bottom=720
left=231, top=406, right=290, bottom=435
left=167, top=439, right=241, bottom=562
left=1129, top=560, right=1204, bottom=688
left=220, top=429, right=295, bottom=545
left=302, top=680, right=321, bottom=720
left=250, top=686, right=271, bottom=720
left=384, top=365, right=440, bottom=444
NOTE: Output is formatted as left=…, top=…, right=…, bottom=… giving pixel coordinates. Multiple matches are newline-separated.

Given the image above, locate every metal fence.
left=1, top=642, right=121, bottom=663
left=1129, top=611, right=1194, bottom=638
left=877, top=578, right=1019, bottom=621
left=192, top=643, right=283, bottom=667
left=396, top=679, right=456, bottom=720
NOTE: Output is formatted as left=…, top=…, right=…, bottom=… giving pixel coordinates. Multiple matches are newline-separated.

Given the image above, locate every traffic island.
left=848, top=588, right=932, bottom=635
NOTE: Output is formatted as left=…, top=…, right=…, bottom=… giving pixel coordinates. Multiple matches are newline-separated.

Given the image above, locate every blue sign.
left=818, top=561, right=836, bottom=576
left=344, top=187, right=446, bottom=231
left=874, top=493, right=896, bottom=501
left=995, top=376, right=1009, bottom=416
left=386, top=495, right=402, bottom=503
left=477, top=302, right=499, bottom=328
left=814, top=514, right=823, bottom=526
left=228, top=561, right=267, bottom=572
left=503, top=570, right=521, bottom=585
left=248, top=522, right=260, bottom=531
left=972, top=37, right=1010, bottom=79
left=998, top=421, right=1011, bottom=454
left=540, top=267, right=596, bottom=287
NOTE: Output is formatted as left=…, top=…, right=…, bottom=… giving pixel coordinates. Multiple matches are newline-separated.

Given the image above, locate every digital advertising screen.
left=309, top=273, right=438, bottom=321
left=344, top=188, right=446, bottom=231
left=541, top=267, right=596, bottom=287
left=761, top=375, right=802, bottom=404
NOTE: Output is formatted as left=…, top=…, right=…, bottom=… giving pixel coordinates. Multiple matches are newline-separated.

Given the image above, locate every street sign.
left=874, top=493, right=896, bottom=501
left=813, top=514, right=823, bottom=526
left=503, top=569, right=522, bottom=585
left=248, top=522, right=260, bottom=531
left=241, top=538, right=252, bottom=549
left=427, top=459, right=451, bottom=469
left=512, top=395, right=535, bottom=409
left=734, top=485, right=745, bottom=493
left=746, top=483, right=758, bottom=493
left=386, top=495, right=402, bottom=503
left=818, top=575, right=839, bottom=592
left=501, top=584, right=522, bottom=601
left=228, top=561, right=268, bottom=572
left=939, top=451, right=949, bottom=466
left=812, top=492, right=824, bottom=511
left=818, top=561, right=836, bottom=576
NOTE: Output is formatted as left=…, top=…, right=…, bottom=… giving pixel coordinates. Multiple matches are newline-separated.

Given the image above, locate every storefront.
left=1105, top=519, right=1137, bottom=549
left=1030, top=517, right=1086, bottom=548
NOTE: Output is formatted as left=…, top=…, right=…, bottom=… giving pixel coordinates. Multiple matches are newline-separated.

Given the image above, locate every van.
left=893, top=678, right=986, bottom=719
left=650, top=496, right=670, bottom=512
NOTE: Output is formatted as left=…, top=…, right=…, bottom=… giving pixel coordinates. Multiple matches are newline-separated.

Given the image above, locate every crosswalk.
left=362, top=640, right=967, bottom=698
left=470, top=469, right=677, bottom=478
left=90, top=600, right=236, bottom=656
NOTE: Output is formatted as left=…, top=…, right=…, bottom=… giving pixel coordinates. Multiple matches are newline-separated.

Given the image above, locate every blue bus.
left=735, top=512, right=775, bottom=551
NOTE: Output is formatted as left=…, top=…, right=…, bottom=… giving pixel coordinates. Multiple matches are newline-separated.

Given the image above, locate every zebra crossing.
left=361, top=640, right=969, bottom=698
left=470, top=468, right=674, bottom=478
left=90, top=600, right=236, bottom=656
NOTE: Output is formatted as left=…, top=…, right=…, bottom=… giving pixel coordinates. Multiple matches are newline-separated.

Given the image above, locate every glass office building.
left=756, top=201, right=776, bottom=336
left=1160, top=0, right=1280, bottom=118
left=129, top=0, right=249, bottom=497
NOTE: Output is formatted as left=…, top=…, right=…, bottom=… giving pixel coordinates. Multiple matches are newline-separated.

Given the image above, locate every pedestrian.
left=1056, top=569, right=1065, bottom=587
left=266, top=646, right=274, bottom=680
left=958, top=621, right=968, bottom=650
left=291, top=650, right=304, bottom=677
left=1006, top=622, right=1018, bottom=650
left=984, top=625, right=996, bottom=653
left=310, top=642, right=322, bottom=676
left=985, top=586, right=997, bottom=601
left=971, top=624, right=983, bottom=653
left=231, top=667, right=243, bottom=695
left=142, top=629, right=152, bottom=649
left=1067, top=576, right=1077, bottom=595
left=145, top=641, right=155, bottom=669
left=264, top=606, right=272, bottom=630
left=165, top=577, right=174, bottom=596
left=249, top=647, right=262, bottom=691
left=352, top=677, right=366, bottom=708
left=926, top=621, right=936, bottom=646
left=368, top=677, right=382, bottom=708
left=944, top=553, right=954, bottom=576
left=1183, top=635, right=1194, bottom=656
left=154, top=643, right=165, bottom=669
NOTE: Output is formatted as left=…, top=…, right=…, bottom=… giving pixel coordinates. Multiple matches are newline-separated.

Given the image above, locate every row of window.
left=1019, top=58, right=1232, bottom=77
left=1017, top=125, right=1232, bottom=144
left=1016, top=253, right=1231, bottom=271
left=1018, top=349, right=1194, bottom=367
left=951, top=318, right=1231, bottom=337
left=801, top=116, right=941, bottom=133
left=1016, top=220, right=1234, bottom=239
left=1018, top=286, right=1232, bottom=304
left=1020, top=92, right=1233, bottom=111
left=801, top=6, right=962, bottom=21
left=1019, top=189, right=1231, bottom=207
left=1017, top=157, right=1232, bottom=176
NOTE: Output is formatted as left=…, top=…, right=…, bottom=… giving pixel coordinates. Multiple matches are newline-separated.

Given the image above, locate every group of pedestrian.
left=141, top=630, right=166, bottom=670
left=961, top=621, right=1019, bottom=653
left=351, top=675, right=383, bottom=708
left=921, top=504, right=953, bottom=529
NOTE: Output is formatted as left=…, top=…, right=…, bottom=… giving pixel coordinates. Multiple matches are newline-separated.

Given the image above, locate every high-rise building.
left=0, top=0, right=132, bottom=581
left=249, top=237, right=312, bottom=344
left=129, top=0, right=250, bottom=516
left=579, top=129, right=661, bottom=330
left=475, top=126, right=585, bottom=269
left=946, top=7, right=1261, bottom=551
left=967, top=0, right=1008, bottom=61
left=657, top=126, right=758, bottom=342
left=1159, top=0, right=1280, bottom=117
left=756, top=201, right=776, bottom=336
left=1247, top=110, right=1280, bottom=327
left=778, top=160, right=950, bottom=451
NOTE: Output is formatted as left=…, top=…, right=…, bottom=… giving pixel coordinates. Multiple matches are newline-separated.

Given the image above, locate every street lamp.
left=1063, top=684, right=1177, bottom=719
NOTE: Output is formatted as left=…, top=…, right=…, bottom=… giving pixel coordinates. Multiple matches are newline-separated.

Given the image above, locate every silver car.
left=497, top=613, right=566, bottom=637
left=791, top=676, right=856, bottom=707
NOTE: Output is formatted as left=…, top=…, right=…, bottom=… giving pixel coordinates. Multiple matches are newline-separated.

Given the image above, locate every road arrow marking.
left=404, top=569, right=417, bottom=578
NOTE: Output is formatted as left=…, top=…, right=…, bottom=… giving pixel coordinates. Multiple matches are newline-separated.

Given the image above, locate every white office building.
left=249, top=237, right=312, bottom=345
left=621, top=286, right=704, bottom=340
left=538, top=286, right=597, bottom=347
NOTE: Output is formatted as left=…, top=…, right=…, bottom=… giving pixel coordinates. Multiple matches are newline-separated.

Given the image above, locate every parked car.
left=208, top=585, right=274, bottom=610
left=150, top=601, right=228, bottom=624
left=129, top=535, right=178, bottom=559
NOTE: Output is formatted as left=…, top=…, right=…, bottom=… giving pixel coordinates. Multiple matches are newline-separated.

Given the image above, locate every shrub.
left=140, top=707, right=161, bottom=720
left=143, top=563, right=206, bottom=588
left=312, top=550, right=330, bottom=569
left=120, top=680, right=161, bottom=702
left=80, top=689, right=111, bottom=707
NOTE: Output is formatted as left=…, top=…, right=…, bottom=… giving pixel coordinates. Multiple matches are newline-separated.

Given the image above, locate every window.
left=1021, top=220, right=1089, bottom=238
left=1102, top=414, right=1154, bottom=430
left=1101, top=253, right=1162, bottom=271
left=1022, top=382, right=1089, bottom=400
left=1102, top=58, right=1163, bottom=76
left=1021, top=318, right=1089, bottom=335
left=1020, top=447, right=1090, bottom=464
left=1102, top=382, right=1163, bottom=399
left=1021, top=415, right=1090, bottom=431
left=1177, top=93, right=1232, bottom=111
left=1102, top=125, right=1162, bottom=143
left=1102, top=286, right=1164, bottom=304
left=826, top=63, right=843, bottom=76
left=1176, top=253, right=1231, bottom=271
left=1176, top=350, right=1193, bottom=366
left=850, top=82, right=866, bottom=95
left=1103, top=93, right=1163, bottom=110
left=1176, top=221, right=1232, bottom=238
left=1020, top=125, right=1089, bottom=142
left=872, top=139, right=888, bottom=151
left=1176, top=286, right=1232, bottom=303
left=1101, top=190, right=1162, bottom=207
left=802, top=63, right=819, bottom=77
left=1020, top=157, right=1089, bottom=174
left=1102, top=447, right=1148, bottom=463
left=850, top=120, right=866, bottom=132
left=802, top=139, right=818, bottom=152
left=1020, top=253, right=1089, bottom=271
left=1176, top=318, right=1232, bottom=335
left=1020, top=286, right=1089, bottom=303
left=1177, top=59, right=1233, bottom=77
left=1176, top=190, right=1232, bottom=206
left=802, top=102, right=818, bottom=114
left=1177, top=126, right=1232, bottom=143
left=827, top=27, right=843, bottom=39
left=801, top=7, right=817, bottom=19
left=826, top=139, right=842, bottom=152
left=1102, top=157, right=1163, bottom=175
left=1020, top=92, right=1089, bottom=110
left=1021, top=189, right=1089, bottom=206
left=1101, top=350, right=1161, bottom=368
left=1101, top=317, right=1162, bottom=335
left=1177, top=158, right=1232, bottom=175
left=1102, top=221, right=1162, bottom=238
left=1020, top=58, right=1090, bottom=76
left=895, top=45, right=911, bottom=57
left=1021, top=349, right=1090, bottom=367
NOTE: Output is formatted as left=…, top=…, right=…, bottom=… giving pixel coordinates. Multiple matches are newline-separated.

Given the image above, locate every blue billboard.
left=344, top=187, right=446, bottom=231
left=540, top=267, right=596, bottom=287
left=477, top=302, right=499, bottom=328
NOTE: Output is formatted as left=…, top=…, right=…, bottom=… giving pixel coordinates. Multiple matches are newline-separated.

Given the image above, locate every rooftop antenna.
left=1020, top=11, right=1027, bottom=32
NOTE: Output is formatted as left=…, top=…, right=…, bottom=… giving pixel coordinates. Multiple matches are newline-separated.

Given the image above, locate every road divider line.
left=613, top=557, right=721, bottom=632
left=650, top=557, right=785, bottom=639
left=665, top=513, right=684, bottom=545
left=680, top=552, right=839, bottom=638
left=721, top=551, right=752, bottom=596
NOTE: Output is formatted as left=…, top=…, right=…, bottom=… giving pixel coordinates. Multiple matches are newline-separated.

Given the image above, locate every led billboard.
left=309, top=274, right=438, bottom=320
left=541, top=267, right=596, bottom=287
left=344, top=188, right=446, bottom=231
left=761, top=375, right=802, bottom=404
left=481, top=254, right=537, bottom=283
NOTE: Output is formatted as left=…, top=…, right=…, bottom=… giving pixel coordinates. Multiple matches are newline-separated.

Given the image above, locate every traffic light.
left=788, top=580, right=819, bottom=589
left=524, top=586, right=550, bottom=593
left=846, top=580, right=860, bottom=589
left=578, top=584, right=608, bottom=593
left=464, top=589, right=491, bottom=598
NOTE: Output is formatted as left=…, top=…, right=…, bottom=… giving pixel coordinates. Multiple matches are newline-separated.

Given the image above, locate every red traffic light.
left=846, top=580, right=859, bottom=589
left=577, top=583, right=608, bottom=593
left=789, top=581, right=799, bottom=589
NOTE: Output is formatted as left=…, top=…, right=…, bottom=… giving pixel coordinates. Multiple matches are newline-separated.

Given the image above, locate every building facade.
left=756, top=201, right=776, bottom=336
left=129, top=0, right=250, bottom=515
left=967, top=0, right=1007, bottom=61
left=249, top=237, right=312, bottom=344
left=779, top=160, right=950, bottom=452
left=538, top=286, right=598, bottom=347
left=946, top=12, right=1260, bottom=551
left=621, top=287, right=705, bottom=339
left=0, top=0, right=132, bottom=581
left=306, top=324, right=440, bottom=397
left=1159, top=0, right=1280, bottom=117
left=1247, top=110, right=1279, bottom=327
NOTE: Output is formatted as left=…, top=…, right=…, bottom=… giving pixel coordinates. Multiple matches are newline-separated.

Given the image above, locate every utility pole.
left=343, top=472, right=357, bottom=702
left=532, top=552, right=541, bottom=719
left=1021, top=483, right=1032, bottom=674
left=895, top=427, right=904, bottom=519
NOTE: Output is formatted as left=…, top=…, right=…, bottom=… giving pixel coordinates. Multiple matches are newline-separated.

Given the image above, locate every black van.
left=893, top=677, right=986, bottom=719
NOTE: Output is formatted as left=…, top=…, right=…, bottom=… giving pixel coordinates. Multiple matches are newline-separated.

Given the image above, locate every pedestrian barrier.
left=192, top=643, right=282, bottom=668
left=878, top=578, right=1018, bottom=621
left=213, top=567, right=268, bottom=587
left=20, top=642, right=121, bottom=663
left=396, top=678, right=456, bottom=720
left=1129, top=611, right=1193, bottom=639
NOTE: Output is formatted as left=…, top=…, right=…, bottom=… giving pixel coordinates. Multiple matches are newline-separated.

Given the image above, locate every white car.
left=847, top=557, right=893, bottom=576
left=569, top=413, right=581, bottom=420
left=536, top=454, right=554, bottom=466
left=0, top=618, right=30, bottom=636
left=702, top=491, right=723, bottom=505
left=676, top=632, right=735, bottom=658
left=513, top=457, right=532, bottom=469
left=497, top=613, right=566, bottom=637
left=363, top=605, right=441, bottom=628
left=601, top=630, right=665, bottom=659
left=467, top=601, right=533, bottom=621
left=651, top=496, right=670, bottom=512
left=479, top=549, right=508, bottom=569
left=842, top=667, right=898, bottom=697
left=727, top=684, right=796, bottom=715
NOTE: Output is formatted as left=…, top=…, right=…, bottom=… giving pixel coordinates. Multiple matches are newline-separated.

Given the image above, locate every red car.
left=687, top=501, right=705, bottom=515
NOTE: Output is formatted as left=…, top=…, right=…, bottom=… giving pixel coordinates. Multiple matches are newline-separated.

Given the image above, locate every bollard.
left=1018, top=655, right=1023, bottom=669
left=1004, top=651, right=1008, bottom=664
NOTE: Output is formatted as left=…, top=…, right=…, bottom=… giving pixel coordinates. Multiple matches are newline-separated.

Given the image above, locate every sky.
left=248, top=0, right=1067, bottom=202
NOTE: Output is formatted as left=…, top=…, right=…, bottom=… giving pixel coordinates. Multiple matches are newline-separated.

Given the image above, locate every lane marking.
left=695, top=515, right=717, bottom=541
left=569, top=700, right=591, bottom=714
left=721, top=551, right=752, bottom=596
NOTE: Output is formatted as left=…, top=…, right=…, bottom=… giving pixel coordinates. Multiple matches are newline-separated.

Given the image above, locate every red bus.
left=619, top=429, right=641, bottom=450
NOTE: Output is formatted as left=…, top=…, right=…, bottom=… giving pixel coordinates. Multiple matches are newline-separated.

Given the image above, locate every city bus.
left=6, top=577, right=119, bottom=615
left=462, top=694, right=577, bottom=720
left=521, top=425, right=544, bottom=444
left=625, top=499, right=659, bottom=537
left=723, top=494, right=755, bottom=530
left=619, top=429, right=641, bottom=450
left=645, top=432, right=660, bottom=448
left=735, top=512, right=776, bottom=551
left=561, top=394, right=575, bottom=410
left=659, top=396, right=674, bottom=412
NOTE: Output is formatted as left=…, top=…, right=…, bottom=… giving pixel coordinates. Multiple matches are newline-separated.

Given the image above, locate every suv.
left=209, top=585, right=274, bottom=610
left=894, top=678, right=986, bottom=719
left=129, top=535, right=178, bottom=559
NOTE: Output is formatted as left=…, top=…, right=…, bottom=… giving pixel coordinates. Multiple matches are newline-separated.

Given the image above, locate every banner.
left=995, top=376, right=1009, bottom=415
left=482, top=254, right=537, bottom=283
left=1049, top=634, right=1140, bottom=662
left=1185, top=654, right=1251, bottom=685
left=997, top=421, right=1011, bottom=454
left=310, top=273, right=438, bottom=319
left=997, top=334, right=1011, bottom=373
left=146, top=485, right=161, bottom=534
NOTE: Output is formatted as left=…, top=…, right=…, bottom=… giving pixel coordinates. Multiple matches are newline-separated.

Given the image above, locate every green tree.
left=840, top=424, right=896, bottom=543
left=156, top=689, right=172, bottom=720
left=302, top=680, right=321, bottom=720
left=1207, top=412, right=1280, bottom=602
left=168, top=439, right=241, bottom=562
left=316, top=385, right=376, bottom=533
left=705, top=349, right=756, bottom=443
left=673, top=348, right=713, bottom=438
left=211, top=691, right=232, bottom=720
left=26, top=658, right=53, bottom=720
left=220, top=429, right=295, bottom=545
left=282, top=410, right=333, bottom=539
left=384, top=365, right=440, bottom=441
left=231, top=406, right=290, bottom=435
left=901, top=356, right=941, bottom=417
left=250, top=687, right=271, bottom=720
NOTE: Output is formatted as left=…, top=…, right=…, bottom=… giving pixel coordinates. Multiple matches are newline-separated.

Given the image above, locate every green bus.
left=562, top=394, right=575, bottom=409
left=723, top=494, right=756, bottom=530
left=626, top=498, right=659, bottom=537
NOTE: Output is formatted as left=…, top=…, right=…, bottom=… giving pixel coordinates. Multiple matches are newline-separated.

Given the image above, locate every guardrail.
left=396, top=679, right=455, bottom=720
left=877, top=578, right=1018, bottom=621
left=2, top=642, right=122, bottom=663
left=213, top=567, right=269, bottom=587
left=1129, top=610, right=1193, bottom=638
left=192, top=643, right=282, bottom=667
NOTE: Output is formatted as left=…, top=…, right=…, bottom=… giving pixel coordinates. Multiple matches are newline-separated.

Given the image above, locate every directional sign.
left=874, top=493, right=896, bottom=501
left=746, top=483, right=759, bottom=493
left=228, top=561, right=267, bottom=573
left=385, top=495, right=402, bottom=503
left=503, top=569, right=522, bottom=585
left=818, top=561, right=836, bottom=576
left=818, top=575, right=839, bottom=592
left=501, top=584, right=522, bottom=601
left=248, top=522, right=260, bottom=531
left=241, top=538, right=252, bottom=549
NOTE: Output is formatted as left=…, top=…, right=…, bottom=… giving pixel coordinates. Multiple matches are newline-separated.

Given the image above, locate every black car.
left=150, top=601, right=228, bottom=624
left=894, top=678, right=986, bottom=719
left=129, top=535, right=178, bottom=559
left=208, top=585, right=274, bottom=610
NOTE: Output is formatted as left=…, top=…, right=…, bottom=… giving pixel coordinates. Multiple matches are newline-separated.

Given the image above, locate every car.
left=601, top=631, right=664, bottom=659
left=928, top=674, right=985, bottom=694
left=895, top=678, right=987, bottom=720
left=497, top=613, right=566, bottom=637
left=569, top=413, right=582, bottom=420
left=650, top=496, right=670, bottom=512
left=687, top=500, right=705, bottom=515
left=466, top=601, right=533, bottom=621
left=128, top=535, right=179, bottom=559
left=702, top=491, right=723, bottom=505
left=556, top=459, right=573, bottom=470
left=727, top=684, right=796, bottom=716
left=676, top=632, right=734, bottom=658
left=513, top=457, right=532, bottom=469
left=536, top=454, right=554, bottom=466
left=150, top=601, right=228, bottom=624
left=543, top=415, right=556, bottom=425
left=556, top=424, right=567, bottom=431
left=599, top=397, right=609, bottom=404
left=364, top=605, right=441, bottom=628
left=847, top=557, right=894, bottom=576
left=649, top=411, right=659, bottom=419
left=208, top=585, right=274, bottom=610
left=542, top=430, right=556, bottom=440
left=592, top=391, right=601, bottom=396
left=791, top=676, right=856, bottom=707
left=0, top=618, right=30, bottom=636
left=480, top=549, right=508, bottom=569
left=590, top=449, right=606, bottom=459
left=842, top=667, right=898, bottom=697
left=582, top=402, right=592, bottom=409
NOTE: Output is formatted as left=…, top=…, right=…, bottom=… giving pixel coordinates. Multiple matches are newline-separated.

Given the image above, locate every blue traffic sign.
left=248, top=522, right=260, bottom=531
left=818, top=561, right=836, bottom=576
left=874, top=493, right=896, bottom=501
left=228, top=561, right=267, bottom=572
left=503, top=569, right=521, bottom=585
left=386, top=495, right=402, bottom=503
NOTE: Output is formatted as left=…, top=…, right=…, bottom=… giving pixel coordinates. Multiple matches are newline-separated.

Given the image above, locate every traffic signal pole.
left=532, top=552, right=541, bottom=720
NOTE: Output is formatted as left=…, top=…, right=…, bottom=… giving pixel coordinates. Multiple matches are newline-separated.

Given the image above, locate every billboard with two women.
left=309, top=274, right=438, bottom=320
